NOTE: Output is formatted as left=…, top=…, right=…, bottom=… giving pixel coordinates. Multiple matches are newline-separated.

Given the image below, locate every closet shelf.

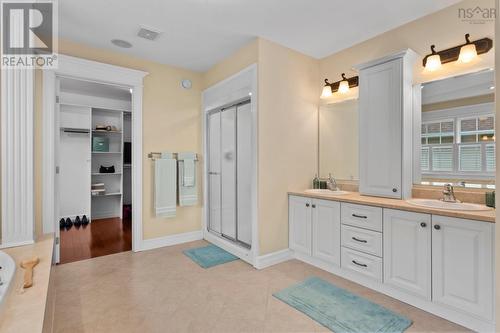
left=92, top=130, right=122, bottom=134
left=91, top=172, right=122, bottom=176
left=91, top=192, right=122, bottom=197
left=92, top=151, right=122, bottom=154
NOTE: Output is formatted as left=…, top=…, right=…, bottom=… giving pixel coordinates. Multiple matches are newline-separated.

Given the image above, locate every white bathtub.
left=0, top=251, right=15, bottom=305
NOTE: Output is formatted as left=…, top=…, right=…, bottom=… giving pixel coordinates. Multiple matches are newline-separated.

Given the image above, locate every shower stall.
left=206, top=99, right=253, bottom=248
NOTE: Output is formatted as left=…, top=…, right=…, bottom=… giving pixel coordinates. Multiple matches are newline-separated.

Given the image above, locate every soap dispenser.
left=313, top=174, right=320, bottom=189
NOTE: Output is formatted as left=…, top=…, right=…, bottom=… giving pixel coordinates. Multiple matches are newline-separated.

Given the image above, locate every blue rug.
left=274, top=277, right=412, bottom=333
left=183, top=244, right=239, bottom=268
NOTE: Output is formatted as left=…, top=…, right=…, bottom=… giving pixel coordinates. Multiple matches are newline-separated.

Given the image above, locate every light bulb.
left=425, top=54, right=441, bottom=71
left=338, top=80, right=350, bottom=94
left=458, top=43, right=477, bottom=63
left=321, top=85, right=332, bottom=99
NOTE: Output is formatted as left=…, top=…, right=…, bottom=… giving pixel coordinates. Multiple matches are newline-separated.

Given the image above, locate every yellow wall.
left=34, top=39, right=203, bottom=240
left=203, top=39, right=259, bottom=88
left=257, top=39, right=319, bottom=254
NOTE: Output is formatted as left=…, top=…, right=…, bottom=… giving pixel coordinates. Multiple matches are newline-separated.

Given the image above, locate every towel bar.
left=148, top=152, right=198, bottom=161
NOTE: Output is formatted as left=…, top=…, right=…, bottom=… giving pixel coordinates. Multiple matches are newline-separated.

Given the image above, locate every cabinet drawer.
left=341, top=225, right=382, bottom=257
left=341, top=247, right=382, bottom=282
left=341, top=203, right=382, bottom=232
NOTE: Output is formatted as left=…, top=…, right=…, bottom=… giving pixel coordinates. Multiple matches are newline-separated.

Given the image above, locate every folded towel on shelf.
left=154, top=153, right=177, bottom=217
left=178, top=152, right=198, bottom=206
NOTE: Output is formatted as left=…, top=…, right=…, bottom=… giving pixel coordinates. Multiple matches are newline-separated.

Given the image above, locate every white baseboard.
left=254, top=249, right=293, bottom=269
left=138, top=230, right=203, bottom=252
left=0, top=239, right=35, bottom=249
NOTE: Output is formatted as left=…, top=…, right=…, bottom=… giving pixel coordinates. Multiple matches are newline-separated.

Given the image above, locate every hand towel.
left=177, top=152, right=198, bottom=206
left=154, top=153, right=177, bottom=217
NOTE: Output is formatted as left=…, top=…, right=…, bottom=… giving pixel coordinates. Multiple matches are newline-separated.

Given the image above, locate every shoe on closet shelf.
left=65, top=217, right=73, bottom=230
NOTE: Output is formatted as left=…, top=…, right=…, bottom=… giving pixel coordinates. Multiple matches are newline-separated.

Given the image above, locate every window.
left=421, top=114, right=495, bottom=177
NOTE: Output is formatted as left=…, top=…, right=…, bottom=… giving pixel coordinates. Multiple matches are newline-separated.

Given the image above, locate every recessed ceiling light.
left=111, top=39, right=132, bottom=48
left=489, top=86, right=495, bottom=90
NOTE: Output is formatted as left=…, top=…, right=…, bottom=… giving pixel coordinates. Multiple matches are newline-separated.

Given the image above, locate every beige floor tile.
left=54, top=240, right=471, bottom=333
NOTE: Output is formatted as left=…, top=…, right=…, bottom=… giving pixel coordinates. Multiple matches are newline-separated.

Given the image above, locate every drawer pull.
left=352, top=237, right=367, bottom=243
left=306, top=203, right=310, bottom=207
left=352, top=260, right=367, bottom=268
left=352, top=213, right=367, bottom=219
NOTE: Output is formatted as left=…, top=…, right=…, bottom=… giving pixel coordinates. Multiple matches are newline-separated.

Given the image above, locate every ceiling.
left=59, top=0, right=460, bottom=72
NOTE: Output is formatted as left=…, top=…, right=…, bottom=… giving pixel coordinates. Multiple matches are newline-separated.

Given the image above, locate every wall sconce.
left=423, top=34, right=493, bottom=71
left=320, top=73, right=359, bottom=98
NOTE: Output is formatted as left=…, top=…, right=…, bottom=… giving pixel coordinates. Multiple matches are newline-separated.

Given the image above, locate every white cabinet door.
left=383, top=209, right=431, bottom=300
left=289, top=195, right=312, bottom=255
left=312, top=199, right=340, bottom=266
left=358, top=58, right=402, bottom=198
left=432, top=216, right=494, bottom=320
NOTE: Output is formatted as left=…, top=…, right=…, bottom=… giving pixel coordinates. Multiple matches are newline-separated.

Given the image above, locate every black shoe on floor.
left=65, top=217, right=73, bottom=230
left=59, top=218, right=66, bottom=230
left=82, top=215, right=89, bottom=227
left=74, top=216, right=81, bottom=228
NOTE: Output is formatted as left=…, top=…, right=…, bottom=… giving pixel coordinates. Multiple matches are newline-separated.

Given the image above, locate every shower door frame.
left=206, top=100, right=252, bottom=249
left=202, top=64, right=258, bottom=266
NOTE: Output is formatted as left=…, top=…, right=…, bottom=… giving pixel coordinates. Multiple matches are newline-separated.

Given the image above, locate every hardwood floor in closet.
left=60, top=218, right=131, bottom=264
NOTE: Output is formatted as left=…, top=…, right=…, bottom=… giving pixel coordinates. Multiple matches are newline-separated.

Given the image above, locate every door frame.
left=42, top=54, right=148, bottom=261
left=201, top=64, right=258, bottom=266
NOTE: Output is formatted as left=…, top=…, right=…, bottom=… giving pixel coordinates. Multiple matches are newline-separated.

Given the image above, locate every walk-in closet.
left=56, top=77, right=133, bottom=264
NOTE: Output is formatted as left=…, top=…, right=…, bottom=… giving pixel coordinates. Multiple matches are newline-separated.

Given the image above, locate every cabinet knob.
left=434, top=225, right=441, bottom=230
left=420, top=222, right=427, bottom=228
left=312, top=204, right=316, bottom=208
left=305, top=203, right=310, bottom=207
left=392, top=188, right=398, bottom=193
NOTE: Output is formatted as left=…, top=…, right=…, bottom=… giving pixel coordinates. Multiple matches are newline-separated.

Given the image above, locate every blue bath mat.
left=183, top=244, right=239, bottom=268
left=274, top=277, right=412, bottom=333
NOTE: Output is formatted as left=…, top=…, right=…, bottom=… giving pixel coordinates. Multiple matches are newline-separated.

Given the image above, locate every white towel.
left=154, top=153, right=177, bottom=217
left=177, top=152, right=198, bottom=206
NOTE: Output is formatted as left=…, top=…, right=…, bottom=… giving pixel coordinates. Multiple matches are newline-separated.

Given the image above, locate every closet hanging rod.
left=61, top=127, right=90, bottom=134
left=148, top=152, right=198, bottom=161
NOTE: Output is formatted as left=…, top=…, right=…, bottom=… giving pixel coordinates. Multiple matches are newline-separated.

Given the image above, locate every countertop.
left=289, top=190, right=496, bottom=223
left=0, top=235, right=54, bottom=333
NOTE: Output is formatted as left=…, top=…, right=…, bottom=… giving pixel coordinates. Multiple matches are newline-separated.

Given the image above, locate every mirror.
left=319, top=99, right=358, bottom=180
left=415, top=69, right=495, bottom=189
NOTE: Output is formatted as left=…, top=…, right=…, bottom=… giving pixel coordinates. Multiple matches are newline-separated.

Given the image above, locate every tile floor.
left=54, top=240, right=470, bottom=333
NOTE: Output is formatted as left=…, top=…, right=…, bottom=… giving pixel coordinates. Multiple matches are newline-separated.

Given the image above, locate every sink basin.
left=406, top=199, right=492, bottom=211
left=304, top=189, right=349, bottom=196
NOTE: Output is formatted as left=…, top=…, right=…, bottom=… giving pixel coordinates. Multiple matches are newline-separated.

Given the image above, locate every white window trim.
left=417, top=102, right=495, bottom=180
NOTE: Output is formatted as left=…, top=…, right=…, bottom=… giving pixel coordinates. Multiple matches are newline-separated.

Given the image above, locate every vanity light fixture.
left=320, top=73, right=359, bottom=98
left=423, top=34, right=493, bottom=70
left=424, top=45, right=441, bottom=71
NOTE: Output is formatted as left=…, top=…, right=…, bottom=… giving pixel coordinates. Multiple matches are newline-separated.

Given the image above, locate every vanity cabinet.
left=288, top=195, right=341, bottom=266
left=289, top=196, right=312, bottom=255
left=355, top=50, right=417, bottom=199
left=383, top=209, right=431, bottom=300
left=432, top=215, right=494, bottom=321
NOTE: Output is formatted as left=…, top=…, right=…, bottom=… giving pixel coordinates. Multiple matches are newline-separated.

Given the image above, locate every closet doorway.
left=55, top=77, right=133, bottom=264
left=207, top=99, right=252, bottom=248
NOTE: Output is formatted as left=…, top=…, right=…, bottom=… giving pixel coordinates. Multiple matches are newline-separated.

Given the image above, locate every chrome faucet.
left=326, top=173, right=339, bottom=191
left=442, top=184, right=459, bottom=203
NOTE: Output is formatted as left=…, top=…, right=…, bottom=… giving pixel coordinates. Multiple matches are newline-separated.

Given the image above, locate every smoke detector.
left=137, top=26, right=162, bottom=41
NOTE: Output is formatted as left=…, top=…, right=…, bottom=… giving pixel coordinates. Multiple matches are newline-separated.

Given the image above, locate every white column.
left=1, top=67, right=35, bottom=247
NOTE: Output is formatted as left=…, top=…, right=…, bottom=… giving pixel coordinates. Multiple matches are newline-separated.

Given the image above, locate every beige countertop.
left=289, top=190, right=496, bottom=223
left=0, top=235, right=54, bottom=333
